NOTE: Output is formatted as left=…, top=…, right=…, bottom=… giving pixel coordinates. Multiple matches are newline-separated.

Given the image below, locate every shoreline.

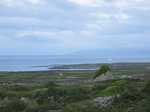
left=0, top=69, right=96, bottom=73
left=0, top=62, right=150, bottom=73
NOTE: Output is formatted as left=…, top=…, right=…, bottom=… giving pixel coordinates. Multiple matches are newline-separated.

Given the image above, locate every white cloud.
left=0, top=0, right=45, bottom=7
left=67, top=0, right=150, bottom=9
left=0, top=0, right=150, bottom=54
left=0, top=16, right=50, bottom=28
left=14, top=29, right=99, bottom=49
left=27, top=0, right=41, bottom=5
left=68, top=0, right=97, bottom=6
left=111, top=0, right=150, bottom=11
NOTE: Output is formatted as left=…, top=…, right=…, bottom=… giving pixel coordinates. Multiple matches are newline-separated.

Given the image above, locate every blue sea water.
left=0, top=55, right=150, bottom=72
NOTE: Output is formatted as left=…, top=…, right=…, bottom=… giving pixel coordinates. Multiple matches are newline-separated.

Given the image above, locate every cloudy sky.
left=0, top=0, right=150, bottom=55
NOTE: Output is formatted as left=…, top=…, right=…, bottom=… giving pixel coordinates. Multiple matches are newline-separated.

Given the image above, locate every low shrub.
left=0, top=98, right=27, bottom=112
left=63, top=100, right=101, bottom=112
left=96, top=80, right=128, bottom=96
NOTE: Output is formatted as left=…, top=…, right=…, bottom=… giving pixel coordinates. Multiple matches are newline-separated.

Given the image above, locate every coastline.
left=1, top=62, right=150, bottom=73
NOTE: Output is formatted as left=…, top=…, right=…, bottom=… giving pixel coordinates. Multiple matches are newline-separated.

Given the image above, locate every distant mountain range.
left=69, top=49, right=150, bottom=58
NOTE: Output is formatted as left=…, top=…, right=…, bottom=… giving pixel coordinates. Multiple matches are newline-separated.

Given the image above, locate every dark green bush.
left=131, top=98, right=150, bottom=112
left=94, top=64, right=111, bottom=79
left=143, top=81, right=150, bottom=95
left=0, top=90, right=7, bottom=99
left=63, top=100, right=101, bottom=112
left=8, top=85, right=31, bottom=91
left=0, top=98, right=27, bottom=112
left=121, top=85, right=143, bottom=102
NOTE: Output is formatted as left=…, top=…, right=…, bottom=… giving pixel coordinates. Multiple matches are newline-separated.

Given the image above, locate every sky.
left=0, top=0, right=150, bottom=56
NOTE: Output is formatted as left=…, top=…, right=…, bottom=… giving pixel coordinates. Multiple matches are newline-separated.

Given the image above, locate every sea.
left=0, top=55, right=150, bottom=72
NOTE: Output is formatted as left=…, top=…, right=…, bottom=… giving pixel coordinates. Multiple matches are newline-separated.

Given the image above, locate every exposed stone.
left=94, top=96, right=114, bottom=108
left=94, top=72, right=114, bottom=82
left=94, top=72, right=144, bottom=82
left=94, top=95, right=120, bottom=108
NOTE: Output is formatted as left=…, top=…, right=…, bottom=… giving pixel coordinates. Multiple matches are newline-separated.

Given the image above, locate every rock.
left=94, top=72, right=114, bottom=82
left=94, top=96, right=114, bottom=108
left=59, top=73, right=63, bottom=76
left=20, top=97, right=29, bottom=104
left=94, top=95, right=120, bottom=108
left=94, top=72, right=144, bottom=82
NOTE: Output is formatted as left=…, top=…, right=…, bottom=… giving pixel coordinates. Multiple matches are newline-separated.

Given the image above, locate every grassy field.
left=0, top=63, right=149, bottom=85
left=0, top=63, right=150, bottom=112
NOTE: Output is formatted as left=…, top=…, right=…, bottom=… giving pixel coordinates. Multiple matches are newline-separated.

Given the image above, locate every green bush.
left=24, top=104, right=51, bottom=112
left=96, top=80, right=128, bottom=96
left=0, top=90, right=7, bottom=99
left=0, top=98, right=27, bottom=112
left=63, top=100, right=101, bottom=112
left=143, top=81, right=150, bottom=95
left=120, top=84, right=143, bottom=102
left=64, top=87, right=91, bottom=102
left=94, top=64, right=111, bottom=79
left=97, top=86, right=122, bottom=96
left=131, top=98, right=150, bottom=112
left=8, top=85, right=31, bottom=91
left=32, top=89, right=49, bottom=105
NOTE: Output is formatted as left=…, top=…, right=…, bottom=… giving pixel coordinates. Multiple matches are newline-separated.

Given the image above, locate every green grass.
left=0, top=71, right=49, bottom=78
left=0, top=71, right=94, bottom=79
left=96, top=80, right=128, bottom=96
left=58, top=72, right=94, bottom=79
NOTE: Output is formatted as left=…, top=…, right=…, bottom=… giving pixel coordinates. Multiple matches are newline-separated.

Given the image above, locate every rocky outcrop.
left=94, top=72, right=114, bottom=82
left=94, top=96, right=114, bottom=108
left=94, top=72, right=144, bottom=82
left=94, top=95, right=120, bottom=108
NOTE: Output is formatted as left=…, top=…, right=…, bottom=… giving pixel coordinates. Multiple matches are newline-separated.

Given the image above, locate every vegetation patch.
left=96, top=80, right=128, bottom=96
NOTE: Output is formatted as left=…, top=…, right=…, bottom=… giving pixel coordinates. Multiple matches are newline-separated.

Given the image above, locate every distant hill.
left=69, top=49, right=150, bottom=58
